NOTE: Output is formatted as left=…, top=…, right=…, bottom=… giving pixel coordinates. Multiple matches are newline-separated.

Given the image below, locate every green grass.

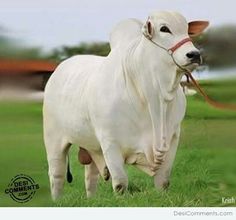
left=0, top=79, right=236, bottom=207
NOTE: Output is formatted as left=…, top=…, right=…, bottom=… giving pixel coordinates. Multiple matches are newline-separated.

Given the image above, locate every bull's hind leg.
left=85, top=161, right=100, bottom=197
left=90, top=152, right=110, bottom=181
left=44, top=130, right=71, bottom=201
left=78, top=148, right=110, bottom=181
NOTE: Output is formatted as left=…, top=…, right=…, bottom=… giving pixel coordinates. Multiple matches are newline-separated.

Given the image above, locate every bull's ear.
left=188, top=21, right=209, bottom=37
left=142, top=19, right=154, bottom=39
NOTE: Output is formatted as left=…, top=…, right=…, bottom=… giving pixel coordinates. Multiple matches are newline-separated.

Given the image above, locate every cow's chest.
left=104, top=99, right=176, bottom=156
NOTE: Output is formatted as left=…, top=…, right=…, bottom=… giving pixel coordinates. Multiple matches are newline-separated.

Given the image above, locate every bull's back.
left=43, top=55, right=104, bottom=147
left=45, top=55, right=103, bottom=97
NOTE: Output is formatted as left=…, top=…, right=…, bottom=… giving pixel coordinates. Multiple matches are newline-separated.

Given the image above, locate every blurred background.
left=1, top=0, right=236, bottom=100
left=0, top=0, right=235, bottom=207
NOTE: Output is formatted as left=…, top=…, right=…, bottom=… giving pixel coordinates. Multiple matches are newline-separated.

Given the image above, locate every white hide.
left=43, top=11, right=201, bottom=200
left=109, top=18, right=142, bottom=50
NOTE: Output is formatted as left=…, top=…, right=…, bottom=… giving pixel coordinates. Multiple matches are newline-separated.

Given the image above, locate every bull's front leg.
left=154, top=127, right=180, bottom=190
left=148, top=99, right=169, bottom=171
left=99, top=139, right=128, bottom=194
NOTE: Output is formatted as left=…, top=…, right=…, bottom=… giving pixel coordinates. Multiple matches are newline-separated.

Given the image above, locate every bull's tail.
left=67, top=156, right=73, bottom=183
left=66, top=148, right=95, bottom=183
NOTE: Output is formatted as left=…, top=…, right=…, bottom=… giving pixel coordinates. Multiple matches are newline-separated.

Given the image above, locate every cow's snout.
left=186, top=51, right=201, bottom=64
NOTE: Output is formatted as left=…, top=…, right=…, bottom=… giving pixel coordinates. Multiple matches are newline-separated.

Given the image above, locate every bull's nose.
left=186, top=51, right=201, bottom=64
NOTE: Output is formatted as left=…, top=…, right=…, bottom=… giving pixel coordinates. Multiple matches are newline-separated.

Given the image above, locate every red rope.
left=187, top=72, right=236, bottom=111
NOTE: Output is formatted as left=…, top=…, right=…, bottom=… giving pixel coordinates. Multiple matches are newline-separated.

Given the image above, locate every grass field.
left=0, top=79, right=236, bottom=207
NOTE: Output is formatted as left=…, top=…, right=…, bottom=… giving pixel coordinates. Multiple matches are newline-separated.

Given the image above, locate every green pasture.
left=0, top=79, right=236, bottom=207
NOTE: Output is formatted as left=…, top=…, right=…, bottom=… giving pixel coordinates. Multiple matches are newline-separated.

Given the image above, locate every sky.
left=0, top=0, right=236, bottom=51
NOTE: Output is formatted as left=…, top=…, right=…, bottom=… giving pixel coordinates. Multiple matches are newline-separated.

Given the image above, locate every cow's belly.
left=66, top=105, right=153, bottom=154
left=55, top=98, right=153, bottom=155
left=67, top=124, right=100, bottom=151
left=56, top=106, right=101, bottom=151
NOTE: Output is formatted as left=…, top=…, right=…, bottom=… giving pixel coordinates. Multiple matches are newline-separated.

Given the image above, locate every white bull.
left=43, top=11, right=208, bottom=200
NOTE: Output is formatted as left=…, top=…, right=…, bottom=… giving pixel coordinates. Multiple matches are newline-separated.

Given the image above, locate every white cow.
left=43, top=11, right=208, bottom=200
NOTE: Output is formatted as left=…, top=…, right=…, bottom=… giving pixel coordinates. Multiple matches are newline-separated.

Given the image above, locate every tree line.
left=1, top=25, right=236, bottom=69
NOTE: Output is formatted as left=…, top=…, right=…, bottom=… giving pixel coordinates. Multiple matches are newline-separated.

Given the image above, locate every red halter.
left=168, top=37, right=192, bottom=54
left=144, top=33, right=192, bottom=55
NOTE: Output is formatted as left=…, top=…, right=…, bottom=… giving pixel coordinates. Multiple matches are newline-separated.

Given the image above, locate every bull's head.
left=142, top=11, right=209, bottom=71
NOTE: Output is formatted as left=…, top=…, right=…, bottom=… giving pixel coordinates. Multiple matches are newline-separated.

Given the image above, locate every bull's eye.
left=160, top=26, right=171, bottom=33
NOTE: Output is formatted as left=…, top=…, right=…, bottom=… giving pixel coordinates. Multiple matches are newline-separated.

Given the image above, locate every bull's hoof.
left=154, top=178, right=170, bottom=191
left=103, top=166, right=110, bottom=181
left=78, top=147, right=92, bottom=165
left=114, top=184, right=126, bottom=194
left=163, top=180, right=170, bottom=190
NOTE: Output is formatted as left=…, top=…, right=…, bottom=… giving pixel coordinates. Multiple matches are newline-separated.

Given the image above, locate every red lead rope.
left=169, top=38, right=236, bottom=111
left=186, top=72, right=236, bottom=111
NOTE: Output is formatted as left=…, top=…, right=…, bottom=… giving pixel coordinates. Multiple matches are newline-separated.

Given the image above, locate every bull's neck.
left=123, top=37, right=183, bottom=102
